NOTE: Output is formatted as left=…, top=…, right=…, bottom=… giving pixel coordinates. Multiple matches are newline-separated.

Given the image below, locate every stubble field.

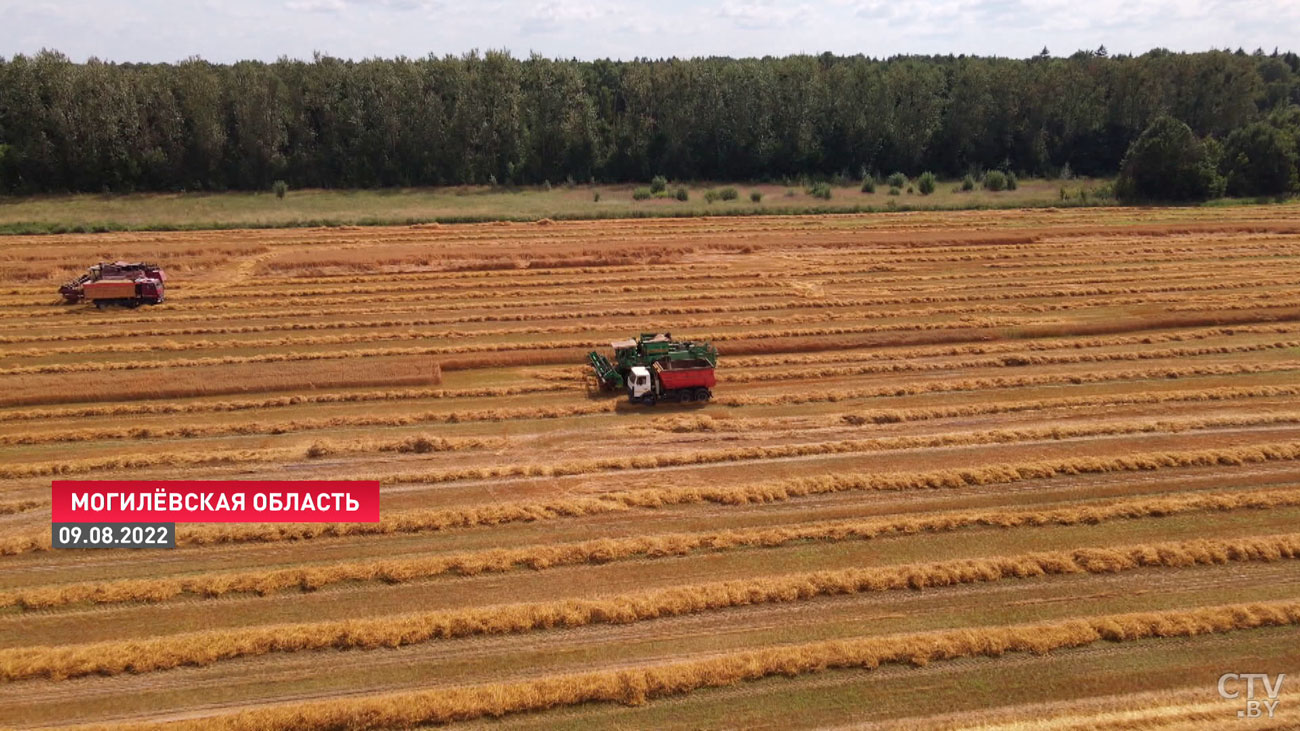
left=1, top=204, right=1300, bottom=729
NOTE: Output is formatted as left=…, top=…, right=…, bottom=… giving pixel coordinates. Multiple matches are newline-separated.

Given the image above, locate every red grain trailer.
left=625, top=358, right=715, bottom=405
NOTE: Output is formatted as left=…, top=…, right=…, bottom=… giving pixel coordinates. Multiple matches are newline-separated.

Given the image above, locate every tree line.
left=1, top=48, right=1298, bottom=194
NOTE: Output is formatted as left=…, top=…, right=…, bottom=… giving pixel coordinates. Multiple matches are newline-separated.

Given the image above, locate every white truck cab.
left=628, top=366, right=653, bottom=399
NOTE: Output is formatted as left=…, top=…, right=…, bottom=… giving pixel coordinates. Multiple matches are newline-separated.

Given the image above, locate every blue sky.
left=1, top=0, right=1296, bottom=62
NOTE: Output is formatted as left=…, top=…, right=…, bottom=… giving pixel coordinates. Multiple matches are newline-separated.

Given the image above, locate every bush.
left=719, top=187, right=739, bottom=201
left=674, top=187, right=689, bottom=201
left=961, top=174, right=976, bottom=191
left=632, top=187, right=652, bottom=201
left=1115, top=116, right=1224, bottom=202
left=906, top=185, right=914, bottom=194
left=785, top=189, right=796, bottom=197
left=272, top=180, right=288, bottom=199
left=750, top=190, right=763, bottom=203
left=592, top=191, right=601, bottom=202
left=807, top=182, right=832, bottom=200
left=888, top=187, right=900, bottom=196
left=1006, top=172, right=1018, bottom=190
left=1221, top=122, right=1299, bottom=196
left=704, top=190, right=720, bottom=203
left=649, top=175, right=668, bottom=194
left=886, top=172, right=907, bottom=188
left=917, top=172, right=936, bottom=195
left=861, top=177, right=876, bottom=193
left=982, top=170, right=1007, bottom=191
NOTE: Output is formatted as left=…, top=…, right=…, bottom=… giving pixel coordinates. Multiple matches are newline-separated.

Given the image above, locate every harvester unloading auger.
left=587, top=333, right=718, bottom=405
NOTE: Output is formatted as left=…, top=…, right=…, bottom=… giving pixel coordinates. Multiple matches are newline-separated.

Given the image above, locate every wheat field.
left=2, top=205, right=1300, bottom=728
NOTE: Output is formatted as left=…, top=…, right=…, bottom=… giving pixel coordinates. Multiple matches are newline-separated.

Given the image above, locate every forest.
left=0, top=48, right=1298, bottom=194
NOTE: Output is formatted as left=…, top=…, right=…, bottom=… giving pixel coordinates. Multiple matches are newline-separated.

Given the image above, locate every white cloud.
left=522, top=0, right=607, bottom=34
left=286, top=0, right=345, bottom=12
left=717, top=1, right=811, bottom=30
left=285, top=0, right=443, bottom=12
left=286, top=0, right=345, bottom=11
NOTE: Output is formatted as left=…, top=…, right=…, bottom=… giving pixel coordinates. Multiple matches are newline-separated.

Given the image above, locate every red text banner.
left=51, top=480, right=380, bottom=523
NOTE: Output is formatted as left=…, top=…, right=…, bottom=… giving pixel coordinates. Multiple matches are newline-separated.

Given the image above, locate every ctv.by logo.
left=1218, top=673, right=1286, bottom=719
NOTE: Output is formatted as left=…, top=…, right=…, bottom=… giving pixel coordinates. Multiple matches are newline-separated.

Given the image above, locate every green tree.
left=1222, top=122, right=1299, bottom=195
left=225, top=62, right=288, bottom=189
left=1115, top=116, right=1224, bottom=201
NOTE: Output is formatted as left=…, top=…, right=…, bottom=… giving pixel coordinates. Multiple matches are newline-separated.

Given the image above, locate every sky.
left=1, top=0, right=1297, bottom=63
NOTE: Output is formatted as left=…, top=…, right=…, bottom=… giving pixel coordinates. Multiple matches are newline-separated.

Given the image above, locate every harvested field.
left=2, top=204, right=1300, bottom=728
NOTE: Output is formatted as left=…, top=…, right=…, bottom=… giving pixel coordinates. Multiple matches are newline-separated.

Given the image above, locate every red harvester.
left=60, top=262, right=166, bottom=309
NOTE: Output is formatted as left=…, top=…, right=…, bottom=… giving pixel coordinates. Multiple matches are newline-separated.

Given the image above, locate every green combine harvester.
left=587, top=333, right=718, bottom=391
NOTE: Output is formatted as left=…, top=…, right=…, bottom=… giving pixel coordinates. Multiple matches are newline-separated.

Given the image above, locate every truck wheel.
left=94, top=301, right=105, bottom=310
left=697, top=388, right=711, bottom=401
left=644, top=394, right=657, bottom=407
left=681, top=390, right=695, bottom=403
